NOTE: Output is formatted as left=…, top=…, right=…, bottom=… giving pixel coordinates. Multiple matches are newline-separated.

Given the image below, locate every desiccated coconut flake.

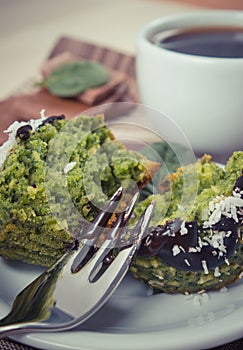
left=184, top=259, right=191, bottom=266
left=201, top=260, right=209, bottom=275
left=180, top=221, right=188, bottom=235
left=233, top=190, right=241, bottom=198
left=188, top=247, right=198, bottom=253
left=197, top=289, right=206, bottom=295
left=179, top=245, right=186, bottom=253
left=198, top=237, right=203, bottom=248
left=225, top=231, right=232, bottom=237
left=204, top=231, right=227, bottom=253
left=63, top=162, right=77, bottom=174
left=224, top=258, right=230, bottom=266
left=184, top=293, right=193, bottom=300
left=212, top=250, right=217, bottom=256
left=204, top=195, right=243, bottom=228
left=40, top=109, right=46, bottom=119
left=172, top=245, right=180, bottom=256
left=214, top=266, right=221, bottom=277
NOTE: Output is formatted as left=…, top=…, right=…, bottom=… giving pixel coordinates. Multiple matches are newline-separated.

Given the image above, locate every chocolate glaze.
left=139, top=219, right=239, bottom=271
left=38, top=114, right=65, bottom=128
left=138, top=173, right=243, bottom=272
left=16, top=125, right=33, bottom=141
left=15, top=115, right=65, bottom=141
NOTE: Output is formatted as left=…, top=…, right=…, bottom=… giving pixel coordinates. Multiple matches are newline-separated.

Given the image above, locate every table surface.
left=0, top=0, right=203, bottom=99
left=0, top=1, right=242, bottom=350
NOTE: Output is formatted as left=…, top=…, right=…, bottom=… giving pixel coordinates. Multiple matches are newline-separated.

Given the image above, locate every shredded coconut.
left=172, top=245, right=180, bottom=256
left=188, top=247, right=198, bottom=253
left=184, top=259, right=191, bottom=266
left=204, top=195, right=243, bottom=228
left=201, top=260, right=209, bottom=275
left=214, top=266, right=221, bottom=277
left=180, top=221, right=188, bottom=235
left=184, top=292, right=192, bottom=298
left=203, top=231, right=227, bottom=253
left=198, top=237, right=203, bottom=248
left=233, top=190, right=241, bottom=198
left=0, top=109, right=47, bottom=168
left=224, top=258, right=230, bottom=266
left=179, top=245, right=186, bottom=253
left=63, top=162, right=77, bottom=174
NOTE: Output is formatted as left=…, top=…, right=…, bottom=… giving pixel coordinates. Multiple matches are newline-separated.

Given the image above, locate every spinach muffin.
left=131, top=152, right=243, bottom=294
left=0, top=113, right=159, bottom=266
left=1, top=113, right=242, bottom=295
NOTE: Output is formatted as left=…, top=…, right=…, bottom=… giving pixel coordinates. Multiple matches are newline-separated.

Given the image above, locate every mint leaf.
left=42, top=61, right=109, bottom=97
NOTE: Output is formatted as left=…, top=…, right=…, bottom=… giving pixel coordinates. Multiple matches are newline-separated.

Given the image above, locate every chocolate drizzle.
left=15, top=115, right=65, bottom=141
left=138, top=219, right=239, bottom=272
left=16, top=125, right=33, bottom=141
left=138, top=172, right=243, bottom=272
left=38, top=114, right=65, bottom=128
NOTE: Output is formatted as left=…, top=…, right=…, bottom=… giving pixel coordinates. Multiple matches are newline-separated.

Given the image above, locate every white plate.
left=0, top=257, right=242, bottom=350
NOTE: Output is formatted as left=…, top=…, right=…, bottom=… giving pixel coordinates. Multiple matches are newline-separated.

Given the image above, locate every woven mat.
left=0, top=336, right=243, bottom=350
left=0, top=36, right=242, bottom=350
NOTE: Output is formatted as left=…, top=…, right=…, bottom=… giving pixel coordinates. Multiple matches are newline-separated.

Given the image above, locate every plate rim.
left=0, top=259, right=242, bottom=350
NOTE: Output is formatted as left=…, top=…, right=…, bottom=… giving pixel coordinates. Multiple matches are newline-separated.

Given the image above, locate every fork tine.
left=55, top=202, right=154, bottom=327
left=87, top=191, right=140, bottom=277
left=83, top=186, right=124, bottom=240
left=93, top=200, right=155, bottom=287
left=132, top=199, right=155, bottom=242
left=71, top=187, right=123, bottom=273
left=106, top=191, right=140, bottom=241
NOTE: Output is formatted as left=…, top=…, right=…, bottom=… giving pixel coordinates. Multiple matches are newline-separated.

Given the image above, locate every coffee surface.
left=155, top=27, right=243, bottom=58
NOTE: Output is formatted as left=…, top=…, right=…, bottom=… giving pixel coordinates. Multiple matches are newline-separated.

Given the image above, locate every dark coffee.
left=154, top=27, right=243, bottom=58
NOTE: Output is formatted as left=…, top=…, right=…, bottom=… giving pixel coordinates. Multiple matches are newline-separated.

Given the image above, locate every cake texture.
left=0, top=113, right=159, bottom=266
left=130, top=152, right=243, bottom=294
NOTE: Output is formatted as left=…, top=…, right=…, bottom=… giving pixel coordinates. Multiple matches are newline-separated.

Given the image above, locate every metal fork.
left=0, top=187, right=154, bottom=338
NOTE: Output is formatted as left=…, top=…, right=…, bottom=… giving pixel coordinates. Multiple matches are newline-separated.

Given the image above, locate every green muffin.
left=1, top=114, right=242, bottom=295
left=0, top=113, right=159, bottom=266
left=131, top=152, right=243, bottom=294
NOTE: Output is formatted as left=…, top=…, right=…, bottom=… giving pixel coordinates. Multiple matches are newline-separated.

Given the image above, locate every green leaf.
left=42, top=61, right=110, bottom=97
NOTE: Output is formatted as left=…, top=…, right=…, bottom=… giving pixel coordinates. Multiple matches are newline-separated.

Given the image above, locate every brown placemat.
left=0, top=35, right=242, bottom=350
left=47, top=36, right=136, bottom=77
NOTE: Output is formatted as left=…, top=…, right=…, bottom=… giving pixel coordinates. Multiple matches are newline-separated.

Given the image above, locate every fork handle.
left=0, top=322, right=44, bottom=338
left=0, top=321, right=71, bottom=338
